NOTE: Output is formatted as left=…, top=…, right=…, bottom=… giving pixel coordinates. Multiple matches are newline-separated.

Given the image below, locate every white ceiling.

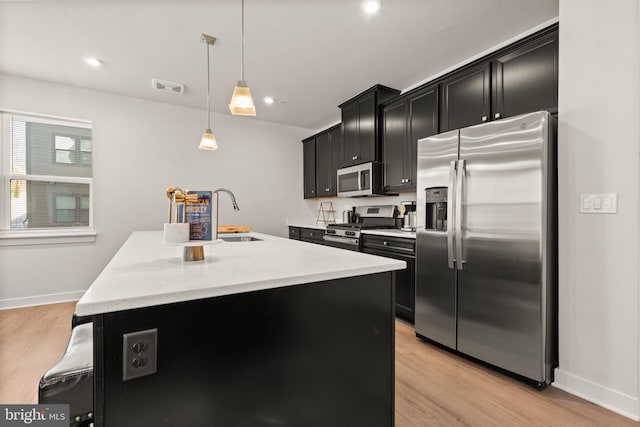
left=0, top=0, right=559, bottom=131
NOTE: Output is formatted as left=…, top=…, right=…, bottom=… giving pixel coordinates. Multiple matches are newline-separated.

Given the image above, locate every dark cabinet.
left=303, top=139, right=316, bottom=199
left=440, top=62, right=491, bottom=132
left=288, top=226, right=301, bottom=240
left=316, top=133, right=332, bottom=195
left=302, top=124, right=341, bottom=199
left=339, top=85, right=400, bottom=167
left=301, top=25, right=557, bottom=200
left=362, top=234, right=415, bottom=323
left=382, top=101, right=407, bottom=190
left=299, top=227, right=325, bottom=244
left=341, top=102, right=359, bottom=166
left=315, top=125, right=341, bottom=197
left=440, top=27, right=558, bottom=132
left=492, top=32, right=558, bottom=119
left=382, top=84, right=439, bottom=191
left=289, top=226, right=325, bottom=244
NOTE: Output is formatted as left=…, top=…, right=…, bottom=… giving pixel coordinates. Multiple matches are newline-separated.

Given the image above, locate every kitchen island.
left=77, top=231, right=405, bottom=427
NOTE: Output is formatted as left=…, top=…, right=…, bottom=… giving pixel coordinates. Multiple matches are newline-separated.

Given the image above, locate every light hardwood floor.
left=0, top=302, right=636, bottom=426
left=0, top=301, right=75, bottom=404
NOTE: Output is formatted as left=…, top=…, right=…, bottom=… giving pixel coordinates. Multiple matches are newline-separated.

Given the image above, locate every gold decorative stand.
left=316, top=202, right=336, bottom=225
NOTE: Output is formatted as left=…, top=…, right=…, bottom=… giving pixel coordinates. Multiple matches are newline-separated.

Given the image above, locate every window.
left=1, top=112, right=95, bottom=242
left=54, top=134, right=93, bottom=166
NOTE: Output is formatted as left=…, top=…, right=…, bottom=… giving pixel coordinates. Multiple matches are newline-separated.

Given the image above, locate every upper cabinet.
left=316, top=125, right=342, bottom=197
left=383, top=84, right=439, bottom=191
left=302, top=138, right=317, bottom=199
left=440, top=25, right=558, bottom=132
left=492, top=31, right=559, bottom=119
left=301, top=25, right=557, bottom=200
left=302, top=124, right=342, bottom=199
left=339, top=85, right=400, bottom=168
left=440, top=62, right=491, bottom=132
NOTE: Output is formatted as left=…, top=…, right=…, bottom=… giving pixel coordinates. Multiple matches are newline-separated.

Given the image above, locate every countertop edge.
left=75, top=231, right=405, bottom=316
left=287, top=222, right=327, bottom=230
left=361, top=229, right=416, bottom=239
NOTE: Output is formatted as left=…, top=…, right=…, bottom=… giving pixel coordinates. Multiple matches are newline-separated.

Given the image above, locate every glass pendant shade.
left=199, top=34, right=218, bottom=150
left=229, top=80, right=256, bottom=116
left=199, top=129, right=218, bottom=150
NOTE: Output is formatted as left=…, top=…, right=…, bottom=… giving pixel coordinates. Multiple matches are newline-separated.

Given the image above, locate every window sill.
left=0, top=229, right=97, bottom=247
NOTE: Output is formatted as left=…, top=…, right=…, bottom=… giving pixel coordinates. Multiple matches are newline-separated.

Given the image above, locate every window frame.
left=0, top=110, right=96, bottom=246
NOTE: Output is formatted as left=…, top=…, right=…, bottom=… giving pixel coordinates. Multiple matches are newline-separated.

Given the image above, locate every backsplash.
left=293, top=192, right=417, bottom=226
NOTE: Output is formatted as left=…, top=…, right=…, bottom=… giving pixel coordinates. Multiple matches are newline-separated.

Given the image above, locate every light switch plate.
left=122, top=328, right=157, bottom=381
left=579, top=193, right=617, bottom=214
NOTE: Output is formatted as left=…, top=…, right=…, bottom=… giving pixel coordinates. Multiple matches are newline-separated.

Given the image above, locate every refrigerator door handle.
left=447, top=160, right=457, bottom=269
left=455, top=159, right=465, bottom=270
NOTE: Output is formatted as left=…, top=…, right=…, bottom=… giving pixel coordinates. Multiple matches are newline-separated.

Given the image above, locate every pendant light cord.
left=206, top=41, right=211, bottom=130
left=241, top=0, right=245, bottom=81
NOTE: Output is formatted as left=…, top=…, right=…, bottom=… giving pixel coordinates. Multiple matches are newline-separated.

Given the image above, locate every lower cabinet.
left=362, top=235, right=415, bottom=324
left=289, top=227, right=416, bottom=323
left=289, top=226, right=301, bottom=240
left=289, top=226, right=325, bottom=245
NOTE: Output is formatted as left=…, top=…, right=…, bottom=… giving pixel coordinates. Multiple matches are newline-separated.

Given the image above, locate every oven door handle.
left=323, top=235, right=359, bottom=246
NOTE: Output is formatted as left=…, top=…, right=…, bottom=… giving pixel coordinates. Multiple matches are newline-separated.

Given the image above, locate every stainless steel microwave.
left=336, top=162, right=384, bottom=197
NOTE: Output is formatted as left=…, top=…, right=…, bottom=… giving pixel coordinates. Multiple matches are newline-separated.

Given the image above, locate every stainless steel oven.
left=323, top=205, right=398, bottom=250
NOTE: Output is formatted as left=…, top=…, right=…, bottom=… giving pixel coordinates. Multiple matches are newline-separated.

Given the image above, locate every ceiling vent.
left=151, top=78, right=185, bottom=95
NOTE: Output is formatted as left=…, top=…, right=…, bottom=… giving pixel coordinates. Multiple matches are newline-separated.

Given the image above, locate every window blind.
left=4, top=114, right=93, bottom=229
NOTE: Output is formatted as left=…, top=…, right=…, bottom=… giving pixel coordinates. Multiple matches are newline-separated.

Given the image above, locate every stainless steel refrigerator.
left=415, top=110, right=556, bottom=385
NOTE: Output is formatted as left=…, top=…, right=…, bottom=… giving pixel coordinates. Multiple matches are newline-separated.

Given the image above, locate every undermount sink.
left=220, top=236, right=262, bottom=242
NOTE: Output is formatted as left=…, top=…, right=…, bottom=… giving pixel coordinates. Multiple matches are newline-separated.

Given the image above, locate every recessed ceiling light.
left=263, top=97, right=286, bottom=106
left=84, top=57, right=102, bottom=67
left=362, top=0, right=381, bottom=14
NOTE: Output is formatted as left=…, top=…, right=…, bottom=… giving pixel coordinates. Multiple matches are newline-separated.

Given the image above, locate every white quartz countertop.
left=362, top=229, right=416, bottom=239
left=76, top=231, right=405, bottom=316
left=287, top=222, right=326, bottom=230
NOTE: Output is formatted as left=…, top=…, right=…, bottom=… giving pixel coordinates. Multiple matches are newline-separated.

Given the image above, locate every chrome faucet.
left=213, top=188, right=240, bottom=239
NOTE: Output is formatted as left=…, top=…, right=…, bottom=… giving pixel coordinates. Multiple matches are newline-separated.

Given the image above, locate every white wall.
left=554, top=0, right=640, bottom=420
left=0, top=74, right=314, bottom=308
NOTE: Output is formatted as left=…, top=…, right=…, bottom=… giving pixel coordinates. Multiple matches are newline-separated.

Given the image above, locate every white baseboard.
left=553, top=368, right=639, bottom=421
left=0, top=291, right=84, bottom=310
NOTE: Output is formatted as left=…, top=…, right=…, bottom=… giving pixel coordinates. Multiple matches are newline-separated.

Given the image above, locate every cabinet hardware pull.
left=383, top=241, right=389, bottom=246
left=481, top=116, right=488, bottom=122
left=325, top=188, right=329, bottom=192
left=495, top=112, right=502, bottom=119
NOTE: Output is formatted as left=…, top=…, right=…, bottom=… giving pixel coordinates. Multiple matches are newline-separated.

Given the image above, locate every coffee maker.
left=401, top=201, right=417, bottom=231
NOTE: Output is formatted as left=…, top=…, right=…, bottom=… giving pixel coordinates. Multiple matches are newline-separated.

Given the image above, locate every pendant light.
left=228, top=0, right=256, bottom=116
left=199, top=33, right=219, bottom=150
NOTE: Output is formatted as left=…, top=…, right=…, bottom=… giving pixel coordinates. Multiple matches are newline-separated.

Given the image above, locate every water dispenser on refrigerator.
left=425, top=188, right=448, bottom=231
